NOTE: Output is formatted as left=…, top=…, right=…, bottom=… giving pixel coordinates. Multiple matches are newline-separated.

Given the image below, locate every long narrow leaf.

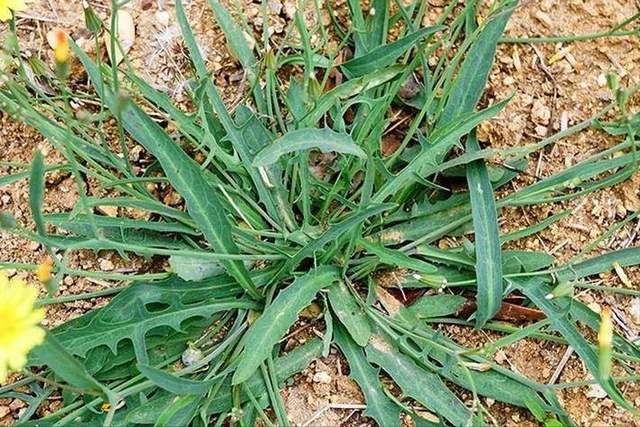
left=466, top=133, right=502, bottom=328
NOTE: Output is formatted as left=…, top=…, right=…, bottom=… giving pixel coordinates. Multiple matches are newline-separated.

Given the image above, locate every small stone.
left=535, top=124, right=548, bottom=137
left=313, top=371, right=332, bottom=384
left=99, top=259, right=115, bottom=271
left=0, top=406, right=9, bottom=418
left=495, top=350, right=507, bottom=364
left=531, top=99, right=551, bottom=125
left=96, top=205, right=118, bottom=217
left=533, top=10, right=553, bottom=28
left=586, top=384, right=607, bottom=399
left=1, top=194, right=11, bottom=204
left=29, top=241, right=41, bottom=251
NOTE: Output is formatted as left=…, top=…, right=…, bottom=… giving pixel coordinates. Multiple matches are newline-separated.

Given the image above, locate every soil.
left=1, top=0, right=640, bottom=425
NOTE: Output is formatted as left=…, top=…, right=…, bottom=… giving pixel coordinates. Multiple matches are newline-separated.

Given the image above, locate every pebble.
left=531, top=99, right=551, bottom=125
left=0, top=406, right=9, bottom=418
left=99, top=259, right=115, bottom=271
left=313, top=371, right=332, bottom=384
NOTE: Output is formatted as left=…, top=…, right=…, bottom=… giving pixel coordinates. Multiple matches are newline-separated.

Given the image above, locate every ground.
left=1, top=0, right=640, bottom=425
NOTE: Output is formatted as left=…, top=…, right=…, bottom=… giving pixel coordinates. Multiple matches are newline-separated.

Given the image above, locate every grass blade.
left=465, top=133, right=502, bottom=328
left=28, top=150, right=46, bottom=236
left=341, top=26, right=443, bottom=77
left=439, top=3, right=515, bottom=125
left=513, top=277, right=634, bottom=412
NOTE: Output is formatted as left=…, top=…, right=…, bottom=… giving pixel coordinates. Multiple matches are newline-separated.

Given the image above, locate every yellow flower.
left=598, top=306, right=613, bottom=348
left=0, top=0, right=28, bottom=22
left=50, top=29, right=70, bottom=64
left=0, top=273, right=45, bottom=383
left=36, top=257, right=53, bottom=284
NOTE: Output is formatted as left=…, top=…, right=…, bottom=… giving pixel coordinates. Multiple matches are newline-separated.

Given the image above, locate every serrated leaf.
left=233, top=267, right=339, bottom=384
left=253, top=128, right=367, bottom=167
left=328, top=281, right=371, bottom=346
left=366, top=334, right=472, bottom=426
left=29, top=275, right=253, bottom=366
left=341, top=26, right=443, bottom=77
left=334, top=325, right=401, bottom=426
left=466, top=133, right=502, bottom=328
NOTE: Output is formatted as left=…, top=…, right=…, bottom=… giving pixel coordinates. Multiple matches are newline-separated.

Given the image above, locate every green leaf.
left=169, top=255, right=225, bottom=282
left=328, top=282, right=371, bottom=346
left=465, top=133, right=502, bottom=328
left=29, top=150, right=46, bottom=236
left=360, top=239, right=439, bottom=274
left=439, top=4, right=515, bottom=125
left=72, top=41, right=262, bottom=300
left=306, top=66, right=404, bottom=124
left=407, top=294, right=467, bottom=319
left=341, top=26, right=443, bottom=77
left=502, top=250, right=554, bottom=274
left=45, top=213, right=198, bottom=236
left=374, top=97, right=511, bottom=202
left=0, top=211, right=17, bottom=230
left=334, top=325, right=401, bottom=426
left=366, top=334, right=472, bottom=426
left=137, top=364, right=214, bottom=395
left=154, top=394, right=201, bottom=427
left=253, top=128, right=367, bottom=167
left=31, top=334, right=111, bottom=398
left=557, top=247, right=640, bottom=282
left=233, top=267, right=339, bottom=384
left=207, top=0, right=256, bottom=72
left=29, top=275, right=253, bottom=365
left=126, top=339, right=323, bottom=424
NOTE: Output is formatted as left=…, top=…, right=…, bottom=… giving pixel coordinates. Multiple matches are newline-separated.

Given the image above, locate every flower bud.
left=598, top=306, right=613, bottom=379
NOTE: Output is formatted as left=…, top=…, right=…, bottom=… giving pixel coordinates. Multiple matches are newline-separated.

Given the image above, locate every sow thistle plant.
left=0, top=0, right=639, bottom=425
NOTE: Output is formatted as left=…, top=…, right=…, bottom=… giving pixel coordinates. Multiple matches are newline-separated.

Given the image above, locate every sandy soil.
left=1, top=0, right=640, bottom=425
